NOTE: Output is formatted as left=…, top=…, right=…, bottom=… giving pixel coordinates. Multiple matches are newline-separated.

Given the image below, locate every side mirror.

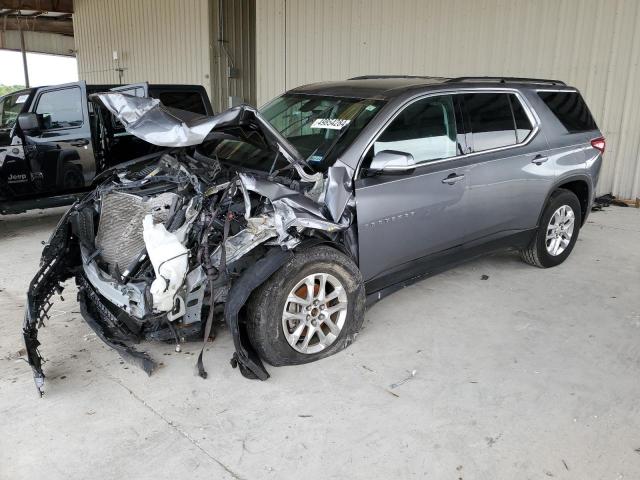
left=368, top=150, right=415, bottom=174
left=17, top=112, right=41, bottom=134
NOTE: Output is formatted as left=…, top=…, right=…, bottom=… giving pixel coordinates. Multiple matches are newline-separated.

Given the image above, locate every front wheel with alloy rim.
left=247, top=246, right=366, bottom=366
left=521, top=189, right=582, bottom=268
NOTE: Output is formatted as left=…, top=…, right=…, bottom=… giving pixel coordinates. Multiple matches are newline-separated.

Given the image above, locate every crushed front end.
left=23, top=96, right=357, bottom=396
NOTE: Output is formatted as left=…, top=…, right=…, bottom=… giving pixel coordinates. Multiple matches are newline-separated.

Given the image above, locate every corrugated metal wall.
left=73, top=0, right=212, bottom=96
left=0, top=31, right=75, bottom=56
left=210, top=0, right=256, bottom=111
left=256, top=0, right=640, bottom=199
left=73, top=0, right=256, bottom=111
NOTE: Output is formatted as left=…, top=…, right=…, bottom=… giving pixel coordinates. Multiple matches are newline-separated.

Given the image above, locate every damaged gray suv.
left=24, top=76, right=604, bottom=395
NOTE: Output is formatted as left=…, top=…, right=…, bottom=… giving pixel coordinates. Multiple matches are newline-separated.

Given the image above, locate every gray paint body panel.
left=310, top=81, right=604, bottom=284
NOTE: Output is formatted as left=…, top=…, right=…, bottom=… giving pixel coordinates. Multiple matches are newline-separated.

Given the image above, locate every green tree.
left=0, top=85, right=25, bottom=97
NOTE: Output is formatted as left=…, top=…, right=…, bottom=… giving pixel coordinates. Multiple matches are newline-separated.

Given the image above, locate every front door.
left=355, top=94, right=469, bottom=285
left=24, top=82, right=93, bottom=196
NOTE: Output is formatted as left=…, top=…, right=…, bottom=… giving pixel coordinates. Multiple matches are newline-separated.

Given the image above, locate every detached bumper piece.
left=77, top=274, right=158, bottom=375
left=23, top=213, right=76, bottom=396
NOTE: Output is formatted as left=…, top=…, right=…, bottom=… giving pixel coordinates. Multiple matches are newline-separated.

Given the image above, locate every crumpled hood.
left=90, top=93, right=316, bottom=181
left=90, top=93, right=217, bottom=147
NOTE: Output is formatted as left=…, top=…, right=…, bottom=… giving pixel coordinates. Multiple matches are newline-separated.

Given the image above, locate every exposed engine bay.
left=23, top=94, right=358, bottom=396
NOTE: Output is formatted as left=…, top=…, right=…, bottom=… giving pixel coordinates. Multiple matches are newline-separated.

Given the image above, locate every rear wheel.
left=521, top=189, right=581, bottom=268
left=247, top=246, right=365, bottom=366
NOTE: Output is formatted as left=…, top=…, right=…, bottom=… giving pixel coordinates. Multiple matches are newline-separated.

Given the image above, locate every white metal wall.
left=73, top=0, right=212, bottom=96
left=0, top=30, right=75, bottom=56
left=256, top=0, right=640, bottom=199
left=210, top=0, right=256, bottom=111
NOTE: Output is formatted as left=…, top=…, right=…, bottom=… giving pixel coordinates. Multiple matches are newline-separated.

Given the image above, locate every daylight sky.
left=0, top=49, right=78, bottom=87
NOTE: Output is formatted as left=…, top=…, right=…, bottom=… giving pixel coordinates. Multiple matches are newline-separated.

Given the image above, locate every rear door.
left=24, top=81, right=94, bottom=196
left=355, top=94, right=469, bottom=284
left=460, top=91, right=553, bottom=243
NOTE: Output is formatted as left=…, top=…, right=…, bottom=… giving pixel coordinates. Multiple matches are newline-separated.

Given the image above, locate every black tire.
left=61, top=164, right=84, bottom=189
left=246, top=245, right=366, bottom=366
left=521, top=189, right=582, bottom=268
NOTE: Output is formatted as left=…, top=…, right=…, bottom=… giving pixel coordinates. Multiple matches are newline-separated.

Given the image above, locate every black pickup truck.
left=0, top=81, right=213, bottom=214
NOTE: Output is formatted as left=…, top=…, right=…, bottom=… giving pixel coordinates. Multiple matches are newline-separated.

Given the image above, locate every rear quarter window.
left=157, top=91, right=207, bottom=115
left=537, top=91, right=597, bottom=133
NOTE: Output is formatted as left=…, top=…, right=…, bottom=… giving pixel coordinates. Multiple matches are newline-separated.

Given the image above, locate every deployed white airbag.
left=142, top=215, right=189, bottom=312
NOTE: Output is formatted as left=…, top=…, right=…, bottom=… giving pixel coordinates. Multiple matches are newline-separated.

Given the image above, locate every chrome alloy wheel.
left=281, top=273, right=348, bottom=354
left=545, top=205, right=576, bottom=256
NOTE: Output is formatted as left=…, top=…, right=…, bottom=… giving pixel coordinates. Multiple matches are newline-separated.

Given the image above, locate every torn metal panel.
left=91, top=93, right=219, bottom=147
left=239, top=173, right=348, bottom=244
left=91, top=92, right=321, bottom=183
left=210, top=215, right=277, bottom=267
left=324, top=165, right=353, bottom=222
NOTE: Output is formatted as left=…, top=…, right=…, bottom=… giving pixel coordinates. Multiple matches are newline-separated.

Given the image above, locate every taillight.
left=591, top=136, right=606, bottom=154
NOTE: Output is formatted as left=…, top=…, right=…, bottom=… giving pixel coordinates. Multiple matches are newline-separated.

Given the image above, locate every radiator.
left=95, top=190, right=179, bottom=273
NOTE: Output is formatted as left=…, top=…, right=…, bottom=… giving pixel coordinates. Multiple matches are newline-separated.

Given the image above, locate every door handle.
left=71, top=139, right=90, bottom=147
left=442, top=173, right=465, bottom=185
left=531, top=154, right=548, bottom=165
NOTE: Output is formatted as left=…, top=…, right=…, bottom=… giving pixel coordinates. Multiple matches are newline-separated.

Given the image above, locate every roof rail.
left=446, top=76, right=566, bottom=86
left=348, top=75, right=447, bottom=81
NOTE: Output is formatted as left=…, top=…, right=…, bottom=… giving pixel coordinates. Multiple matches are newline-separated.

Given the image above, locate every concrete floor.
left=0, top=206, right=639, bottom=480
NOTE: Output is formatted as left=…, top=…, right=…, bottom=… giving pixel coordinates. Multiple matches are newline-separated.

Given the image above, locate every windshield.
left=0, top=92, right=28, bottom=130
left=261, top=94, right=384, bottom=171
left=199, top=94, right=384, bottom=174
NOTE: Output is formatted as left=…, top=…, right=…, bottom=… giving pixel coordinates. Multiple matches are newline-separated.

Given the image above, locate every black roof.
left=288, top=75, right=568, bottom=100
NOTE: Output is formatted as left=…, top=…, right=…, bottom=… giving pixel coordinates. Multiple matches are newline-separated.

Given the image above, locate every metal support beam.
left=0, top=0, right=73, bottom=14
left=18, top=15, right=29, bottom=87
left=0, top=15, right=72, bottom=35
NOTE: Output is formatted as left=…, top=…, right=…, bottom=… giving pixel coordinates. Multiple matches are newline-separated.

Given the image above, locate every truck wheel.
left=521, top=189, right=582, bottom=268
left=61, top=164, right=84, bottom=189
left=247, top=246, right=366, bottom=366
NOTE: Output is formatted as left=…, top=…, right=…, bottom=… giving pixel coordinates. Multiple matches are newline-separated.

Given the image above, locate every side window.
left=373, top=95, right=458, bottom=164
left=463, top=92, right=534, bottom=151
left=35, top=87, right=83, bottom=130
left=158, top=91, right=207, bottom=115
left=537, top=91, right=597, bottom=133
left=510, top=94, right=533, bottom=142
left=463, top=93, right=516, bottom=151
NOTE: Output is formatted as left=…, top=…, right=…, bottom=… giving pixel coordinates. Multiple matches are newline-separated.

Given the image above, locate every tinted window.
left=510, top=95, right=533, bottom=142
left=374, top=95, right=458, bottom=164
left=35, top=87, right=83, bottom=129
left=537, top=91, right=597, bottom=133
left=158, top=91, right=207, bottom=115
left=463, top=93, right=517, bottom=151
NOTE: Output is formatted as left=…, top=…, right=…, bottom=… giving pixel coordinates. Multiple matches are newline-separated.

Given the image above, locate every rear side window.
left=537, top=91, right=597, bottom=133
left=462, top=92, right=534, bottom=152
left=157, top=91, right=207, bottom=115
left=35, top=87, right=83, bottom=130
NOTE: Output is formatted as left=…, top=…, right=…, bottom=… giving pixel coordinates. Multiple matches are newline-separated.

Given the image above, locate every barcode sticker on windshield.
left=15, top=94, right=29, bottom=104
left=310, top=118, right=350, bottom=130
